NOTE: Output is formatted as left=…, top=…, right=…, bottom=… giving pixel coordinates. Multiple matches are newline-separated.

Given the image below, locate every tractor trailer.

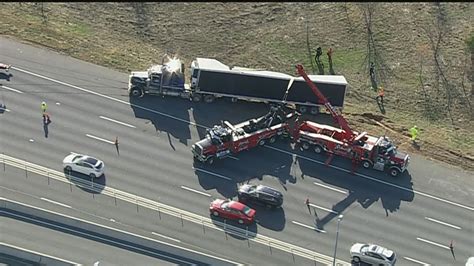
left=128, top=57, right=348, bottom=114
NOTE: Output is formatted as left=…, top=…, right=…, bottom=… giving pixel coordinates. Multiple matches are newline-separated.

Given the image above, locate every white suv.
left=350, top=243, right=397, bottom=265
left=63, top=153, right=105, bottom=178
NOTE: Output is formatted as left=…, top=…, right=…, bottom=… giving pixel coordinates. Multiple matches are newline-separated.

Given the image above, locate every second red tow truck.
left=192, top=105, right=297, bottom=165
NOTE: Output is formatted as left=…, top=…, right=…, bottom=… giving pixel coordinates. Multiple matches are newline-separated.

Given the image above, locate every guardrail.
left=1, top=153, right=350, bottom=266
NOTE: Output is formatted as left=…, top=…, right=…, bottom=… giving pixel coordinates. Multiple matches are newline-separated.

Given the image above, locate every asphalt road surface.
left=1, top=36, right=473, bottom=265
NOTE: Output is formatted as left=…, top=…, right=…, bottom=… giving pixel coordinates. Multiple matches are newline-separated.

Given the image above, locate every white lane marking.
left=403, top=256, right=430, bottom=265
left=13, top=65, right=473, bottom=212
left=313, top=182, right=348, bottom=194
left=12, top=66, right=204, bottom=128
left=1, top=85, right=23, bottom=94
left=2, top=108, right=11, bottom=112
left=85, top=134, right=115, bottom=144
left=99, top=115, right=136, bottom=128
left=229, top=156, right=239, bottom=160
left=2, top=210, right=198, bottom=265
left=309, top=203, right=338, bottom=214
left=424, top=217, right=462, bottom=230
left=0, top=155, right=346, bottom=266
left=292, top=221, right=326, bottom=233
left=265, top=145, right=474, bottom=212
left=40, top=197, right=71, bottom=208
left=151, top=232, right=181, bottom=243
left=192, top=167, right=232, bottom=181
left=416, top=237, right=450, bottom=250
left=0, top=242, right=79, bottom=265
left=180, top=186, right=211, bottom=197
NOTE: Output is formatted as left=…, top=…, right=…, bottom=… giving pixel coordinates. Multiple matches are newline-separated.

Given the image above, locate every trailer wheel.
left=192, top=94, right=202, bottom=102
left=310, top=107, right=320, bottom=115
left=389, top=168, right=400, bottom=177
left=313, top=145, right=323, bottom=154
left=362, top=160, right=373, bottom=169
left=130, top=87, right=142, bottom=97
left=269, top=136, right=276, bottom=144
left=203, top=95, right=215, bottom=103
left=258, top=139, right=266, bottom=146
left=297, top=105, right=308, bottom=113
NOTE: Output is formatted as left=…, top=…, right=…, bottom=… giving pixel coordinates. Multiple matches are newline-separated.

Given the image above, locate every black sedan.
left=237, top=184, right=283, bottom=208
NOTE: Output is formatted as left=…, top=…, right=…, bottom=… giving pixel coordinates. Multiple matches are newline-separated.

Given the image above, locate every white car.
left=350, top=243, right=397, bottom=265
left=63, top=153, right=105, bottom=178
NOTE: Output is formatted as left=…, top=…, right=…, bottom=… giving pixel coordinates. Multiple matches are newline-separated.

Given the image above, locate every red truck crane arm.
left=295, top=64, right=355, bottom=141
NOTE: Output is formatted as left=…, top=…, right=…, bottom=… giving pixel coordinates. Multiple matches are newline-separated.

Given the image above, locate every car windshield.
left=221, top=200, right=230, bottom=209
left=96, top=162, right=103, bottom=169
left=387, top=252, right=396, bottom=261
left=248, top=185, right=257, bottom=193
left=242, top=206, right=252, bottom=216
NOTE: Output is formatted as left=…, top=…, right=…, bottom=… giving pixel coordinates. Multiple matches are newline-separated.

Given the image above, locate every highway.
left=1, top=36, right=473, bottom=265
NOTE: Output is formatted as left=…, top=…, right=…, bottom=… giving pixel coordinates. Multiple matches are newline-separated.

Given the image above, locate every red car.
left=210, top=199, right=256, bottom=224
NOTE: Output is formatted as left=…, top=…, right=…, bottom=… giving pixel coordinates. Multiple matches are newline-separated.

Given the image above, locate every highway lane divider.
left=0, top=153, right=350, bottom=266
left=0, top=198, right=232, bottom=266
left=0, top=242, right=79, bottom=266
left=11, top=66, right=474, bottom=213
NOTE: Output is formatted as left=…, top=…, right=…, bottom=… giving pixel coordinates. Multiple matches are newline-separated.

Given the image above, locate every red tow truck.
left=192, top=105, right=296, bottom=164
left=293, top=64, right=410, bottom=177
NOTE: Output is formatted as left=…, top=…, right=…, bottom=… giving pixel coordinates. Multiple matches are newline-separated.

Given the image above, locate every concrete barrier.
left=0, top=197, right=240, bottom=266
left=0, top=242, right=79, bottom=266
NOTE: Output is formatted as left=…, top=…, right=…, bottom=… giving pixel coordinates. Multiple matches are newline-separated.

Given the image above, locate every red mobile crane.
left=294, top=64, right=410, bottom=177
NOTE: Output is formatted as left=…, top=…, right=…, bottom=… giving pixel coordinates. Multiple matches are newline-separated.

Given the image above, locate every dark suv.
left=237, top=184, right=283, bottom=208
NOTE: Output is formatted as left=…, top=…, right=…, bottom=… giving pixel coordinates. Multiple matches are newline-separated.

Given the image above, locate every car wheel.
left=64, top=166, right=72, bottom=172
left=238, top=219, right=244, bottom=224
left=258, top=139, right=266, bottom=146
left=269, top=136, right=276, bottom=144
left=89, top=173, right=96, bottom=179
left=212, top=211, right=219, bottom=217
left=352, top=256, right=360, bottom=263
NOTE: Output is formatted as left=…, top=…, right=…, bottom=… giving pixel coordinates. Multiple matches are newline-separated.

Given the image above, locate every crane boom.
left=295, top=64, right=355, bottom=141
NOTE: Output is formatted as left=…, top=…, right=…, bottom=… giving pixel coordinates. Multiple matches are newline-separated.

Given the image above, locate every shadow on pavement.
left=209, top=215, right=258, bottom=240
left=297, top=153, right=414, bottom=230
left=0, top=72, right=13, bottom=81
left=64, top=169, right=106, bottom=194
left=254, top=205, right=286, bottom=231
left=129, top=95, right=192, bottom=147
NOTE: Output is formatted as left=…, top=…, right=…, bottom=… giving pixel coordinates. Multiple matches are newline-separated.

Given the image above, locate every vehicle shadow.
left=209, top=215, right=258, bottom=240
left=254, top=205, right=286, bottom=231
left=129, top=95, right=192, bottom=147
left=194, top=147, right=291, bottom=231
left=64, top=170, right=106, bottom=194
left=0, top=72, right=13, bottom=81
left=297, top=154, right=414, bottom=230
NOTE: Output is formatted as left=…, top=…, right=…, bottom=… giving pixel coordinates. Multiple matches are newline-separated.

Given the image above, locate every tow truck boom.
left=295, top=64, right=355, bottom=141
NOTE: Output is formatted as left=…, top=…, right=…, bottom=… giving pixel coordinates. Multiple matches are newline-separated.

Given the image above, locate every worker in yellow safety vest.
left=41, top=101, right=48, bottom=113
left=409, top=125, right=419, bottom=143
